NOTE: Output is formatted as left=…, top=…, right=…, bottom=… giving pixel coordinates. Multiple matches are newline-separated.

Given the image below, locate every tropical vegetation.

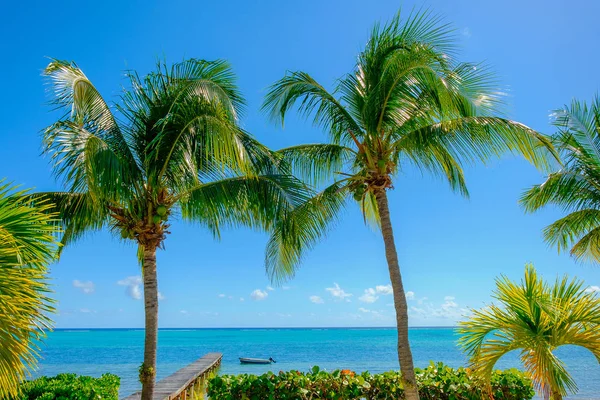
left=40, top=59, right=309, bottom=400
left=262, top=9, right=554, bottom=400
left=459, top=264, right=600, bottom=400
left=208, top=363, right=534, bottom=400
left=521, top=96, right=600, bottom=262
left=18, top=373, right=120, bottom=400
left=0, top=181, right=58, bottom=399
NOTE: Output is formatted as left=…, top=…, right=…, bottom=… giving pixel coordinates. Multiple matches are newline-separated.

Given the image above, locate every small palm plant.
left=40, top=59, right=308, bottom=399
left=263, top=10, right=554, bottom=400
left=459, top=265, right=600, bottom=400
left=521, top=96, right=600, bottom=262
left=0, top=181, right=58, bottom=398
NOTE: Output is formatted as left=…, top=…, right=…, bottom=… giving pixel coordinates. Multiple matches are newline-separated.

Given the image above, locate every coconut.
left=156, top=205, right=167, bottom=216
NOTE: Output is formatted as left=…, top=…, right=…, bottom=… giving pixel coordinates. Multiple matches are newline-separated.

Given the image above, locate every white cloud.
left=357, top=307, right=386, bottom=320
left=586, top=286, right=600, bottom=293
left=117, top=276, right=142, bottom=300
left=309, top=295, right=324, bottom=304
left=276, top=313, right=292, bottom=318
left=266, top=286, right=275, bottom=291
left=375, top=285, right=393, bottom=295
left=441, top=297, right=458, bottom=312
left=462, top=27, right=471, bottom=38
left=326, top=283, right=352, bottom=302
left=218, top=294, right=226, bottom=298
left=73, top=280, right=95, bottom=294
left=359, top=288, right=378, bottom=303
left=282, top=286, right=291, bottom=290
left=409, top=295, right=467, bottom=320
left=406, top=291, right=415, bottom=300
left=240, top=297, right=245, bottom=302
left=359, top=285, right=394, bottom=303
left=250, top=289, right=268, bottom=301
left=79, top=308, right=95, bottom=313
left=198, top=311, right=219, bottom=317
left=180, top=310, right=188, bottom=314
left=117, top=276, right=164, bottom=301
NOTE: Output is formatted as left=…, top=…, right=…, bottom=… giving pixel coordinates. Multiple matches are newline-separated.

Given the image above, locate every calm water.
left=34, top=328, right=599, bottom=399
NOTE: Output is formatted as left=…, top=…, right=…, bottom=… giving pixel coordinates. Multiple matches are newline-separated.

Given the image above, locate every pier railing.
left=122, top=352, right=222, bottom=400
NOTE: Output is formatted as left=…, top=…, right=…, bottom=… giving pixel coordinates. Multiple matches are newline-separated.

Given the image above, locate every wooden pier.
left=122, top=352, right=222, bottom=400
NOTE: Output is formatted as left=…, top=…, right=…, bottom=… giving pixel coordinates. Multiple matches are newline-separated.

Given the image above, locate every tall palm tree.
left=521, top=97, right=600, bottom=262
left=0, top=181, right=58, bottom=398
left=41, top=59, right=309, bottom=399
left=459, top=264, right=600, bottom=400
left=262, top=10, right=553, bottom=400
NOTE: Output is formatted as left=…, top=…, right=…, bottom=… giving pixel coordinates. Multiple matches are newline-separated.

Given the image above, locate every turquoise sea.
left=34, top=328, right=599, bottom=399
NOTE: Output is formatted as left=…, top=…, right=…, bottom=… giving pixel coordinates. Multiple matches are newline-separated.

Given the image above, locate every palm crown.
left=263, top=10, right=554, bottom=280
left=42, top=59, right=307, bottom=254
left=521, top=96, right=600, bottom=262
left=459, top=265, right=600, bottom=399
left=0, top=182, right=58, bottom=398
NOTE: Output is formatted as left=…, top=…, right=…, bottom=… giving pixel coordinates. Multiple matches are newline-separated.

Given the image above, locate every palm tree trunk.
left=374, top=189, right=419, bottom=400
left=140, top=244, right=159, bottom=400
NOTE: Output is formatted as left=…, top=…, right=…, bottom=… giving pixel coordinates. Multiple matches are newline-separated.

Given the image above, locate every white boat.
left=239, top=357, right=276, bottom=364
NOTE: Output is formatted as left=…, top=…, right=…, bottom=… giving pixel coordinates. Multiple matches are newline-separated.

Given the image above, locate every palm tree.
left=521, top=97, right=600, bottom=262
left=0, top=181, right=58, bottom=398
left=459, top=264, right=600, bottom=400
left=41, top=59, right=308, bottom=400
left=262, top=10, right=553, bottom=400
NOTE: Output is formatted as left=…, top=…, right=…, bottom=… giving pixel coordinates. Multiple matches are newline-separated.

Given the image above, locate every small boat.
left=239, top=357, right=276, bottom=364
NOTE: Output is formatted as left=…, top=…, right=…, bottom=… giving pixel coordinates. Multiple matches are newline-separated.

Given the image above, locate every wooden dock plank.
left=121, top=353, right=222, bottom=400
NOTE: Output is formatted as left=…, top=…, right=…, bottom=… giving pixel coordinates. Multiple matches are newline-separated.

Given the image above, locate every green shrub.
left=207, top=362, right=535, bottom=400
left=17, top=373, right=120, bottom=400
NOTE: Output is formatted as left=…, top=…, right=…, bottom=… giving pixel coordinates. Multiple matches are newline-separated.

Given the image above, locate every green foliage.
left=17, top=373, right=119, bottom=400
left=0, top=181, right=59, bottom=398
left=521, top=96, right=600, bottom=263
left=459, top=264, right=600, bottom=399
left=207, top=363, right=534, bottom=400
left=138, top=362, right=155, bottom=383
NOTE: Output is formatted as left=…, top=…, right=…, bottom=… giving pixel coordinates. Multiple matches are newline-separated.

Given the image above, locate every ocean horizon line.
left=51, top=326, right=459, bottom=331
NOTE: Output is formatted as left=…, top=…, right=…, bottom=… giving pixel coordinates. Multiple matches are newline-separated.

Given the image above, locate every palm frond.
left=177, top=175, right=312, bottom=239
left=398, top=116, right=555, bottom=172
left=276, top=144, right=355, bottom=186
left=31, top=192, right=108, bottom=252
left=521, top=171, right=600, bottom=213
left=169, top=58, right=246, bottom=120
left=262, top=72, right=363, bottom=145
left=43, top=59, right=140, bottom=177
left=0, top=181, right=58, bottom=398
left=522, top=96, right=600, bottom=263
left=265, top=182, right=348, bottom=283
left=542, top=209, right=600, bottom=257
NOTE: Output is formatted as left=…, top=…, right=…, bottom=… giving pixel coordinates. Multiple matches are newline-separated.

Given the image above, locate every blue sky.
left=1, top=0, right=599, bottom=328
